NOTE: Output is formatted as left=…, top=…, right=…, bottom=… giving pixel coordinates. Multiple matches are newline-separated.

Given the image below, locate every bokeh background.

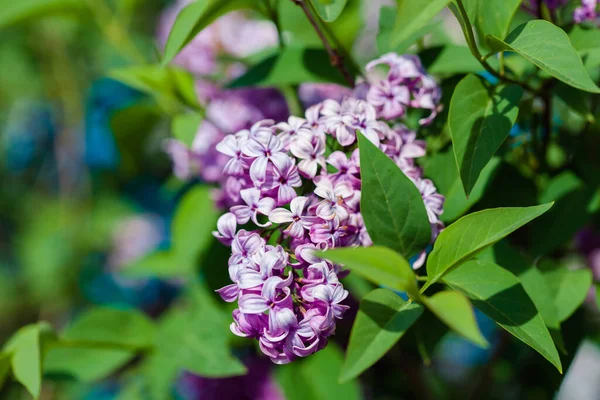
left=1, top=0, right=600, bottom=399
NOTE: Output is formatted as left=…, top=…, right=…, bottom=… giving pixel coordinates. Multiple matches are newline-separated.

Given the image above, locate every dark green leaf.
left=423, top=150, right=500, bottom=223
left=0, top=0, right=85, bottom=29
left=554, top=83, right=595, bottom=123
left=172, top=113, right=202, bottom=147
left=390, top=0, right=450, bottom=48
left=318, top=246, right=418, bottom=298
left=443, top=259, right=562, bottom=372
left=377, top=6, right=437, bottom=55
left=310, top=0, right=347, bottom=22
left=340, top=289, right=423, bottom=382
left=476, top=0, right=522, bottom=39
left=423, top=203, right=553, bottom=291
left=61, top=308, right=155, bottom=349
left=162, top=0, right=256, bottom=66
left=0, top=353, right=11, bottom=392
left=277, top=344, right=360, bottom=400
left=486, top=20, right=600, bottom=93
left=449, top=74, right=522, bottom=195
left=358, top=132, right=431, bottom=259
left=492, top=241, right=559, bottom=330
left=228, top=47, right=351, bottom=88
left=423, top=290, right=488, bottom=347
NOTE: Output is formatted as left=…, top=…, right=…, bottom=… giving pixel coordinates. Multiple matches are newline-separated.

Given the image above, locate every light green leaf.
left=340, top=289, right=423, bottom=382
left=44, top=348, right=133, bottom=382
left=449, top=74, right=522, bottom=196
left=310, top=0, right=347, bottom=22
left=476, top=0, right=522, bottom=39
left=162, top=0, right=256, bottom=66
left=277, top=344, right=360, bottom=400
left=541, top=263, right=593, bottom=323
left=358, top=132, right=431, bottom=259
left=3, top=323, right=52, bottom=399
left=0, top=0, right=85, bottom=29
left=61, top=308, right=155, bottom=349
left=318, top=246, right=419, bottom=298
left=423, top=203, right=553, bottom=292
left=424, top=290, right=488, bottom=348
left=172, top=113, right=202, bottom=147
left=228, top=47, right=351, bottom=88
left=390, top=0, right=450, bottom=48
left=423, top=150, right=500, bottom=223
left=172, top=186, right=219, bottom=263
left=486, top=20, right=600, bottom=93
left=596, top=284, right=600, bottom=311
left=443, top=259, right=562, bottom=372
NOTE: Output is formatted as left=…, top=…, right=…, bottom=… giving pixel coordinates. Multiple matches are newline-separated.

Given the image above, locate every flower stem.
left=293, top=0, right=355, bottom=87
left=453, top=0, right=540, bottom=95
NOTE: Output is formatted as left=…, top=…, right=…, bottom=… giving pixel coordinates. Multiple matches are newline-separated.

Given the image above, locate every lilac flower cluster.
left=210, top=53, right=445, bottom=364
left=574, top=0, right=598, bottom=23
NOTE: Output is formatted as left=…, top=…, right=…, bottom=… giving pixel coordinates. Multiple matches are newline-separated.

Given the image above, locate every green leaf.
left=358, top=132, right=431, bottom=259
left=172, top=186, right=219, bottom=263
left=44, top=348, right=133, bottom=382
left=538, top=171, right=583, bottom=204
left=0, top=0, right=85, bottom=29
left=423, top=150, right=500, bottom=223
left=3, top=324, right=52, bottom=399
left=310, top=0, right=347, bottom=22
left=277, top=344, right=360, bottom=400
left=145, top=285, right=246, bottom=398
left=476, top=0, right=522, bottom=39
left=569, top=25, right=600, bottom=55
left=390, top=0, right=450, bottom=48
left=340, top=289, right=423, bottom=382
left=554, top=83, right=595, bottom=123
left=486, top=20, right=600, bottom=93
left=443, top=259, right=562, bottom=373
left=61, top=308, right=155, bottom=349
left=423, top=204, right=553, bottom=292
left=172, top=113, right=202, bottom=147
left=596, top=284, right=600, bottom=311
left=427, top=45, right=486, bottom=76
left=228, top=47, right=351, bottom=88
left=162, top=0, right=255, bottom=67
left=449, top=74, right=523, bottom=195
left=377, top=6, right=437, bottom=55
left=424, top=290, right=488, bottom=348
left=318, top=246, right=419, bottom=298
left=541, top=263, right=593, bottom=323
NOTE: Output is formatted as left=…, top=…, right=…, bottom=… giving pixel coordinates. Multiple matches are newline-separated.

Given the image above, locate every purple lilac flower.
left=211, top=53, right=446, bottom=364
left=574, top=0, right=598, bottom=23
left=366, top=53, right=442, bottom=125
left=522, top=0, right=568, bottom=15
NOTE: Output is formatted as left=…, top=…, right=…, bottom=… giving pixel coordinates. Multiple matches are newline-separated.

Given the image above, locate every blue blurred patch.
left=84, top=79, right=141, bottom=170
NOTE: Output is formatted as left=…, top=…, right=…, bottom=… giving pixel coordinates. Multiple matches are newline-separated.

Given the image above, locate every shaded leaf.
left=377, top=6, right=437, bottom=55
left=423, top=203, right=553, bottom=291
left=0, top=0, right=85, bottom=29
left=358, top=132, right=431, bottom=259
left=424, top=290, right=488, bottom=347
left=0, top=353, right=11, bottom=392
left=540, top=262, right=593, bottom=323
left=318, top=246, right=418, bottom=298
left=443, top=259, right=562, bottom=372
left=340, top=289, right=423, bottom=382
left=486, top=20, right=600, bottom=93
left=476, top=0, right=522, bottom=39
left=448, top=74, right=522, bottom=195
